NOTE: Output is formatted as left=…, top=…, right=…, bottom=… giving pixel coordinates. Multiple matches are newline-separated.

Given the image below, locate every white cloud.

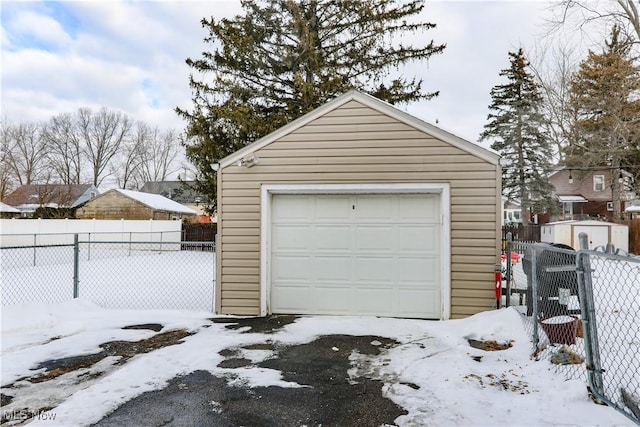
left=1, top=0, right=561, bottom=144
left=3, top=9, right=72, bottom=51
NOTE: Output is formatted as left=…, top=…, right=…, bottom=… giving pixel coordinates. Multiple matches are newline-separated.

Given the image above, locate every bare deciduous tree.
left=77, top=107, right=133, bottom=186
left=549, top=1, right=640, bottom=53
left=529, top=44, right=581, bottom=163
left=2, top=121, right=49, bottom=186
left=113, top=122, right=148, bottom=189
left=3, top=107, right=183, bottom=192
left=44, top=113, right=84, bottom=185
left=0, top=120, right=15, bottom=198
left=138, top=127, right=180, bottom=183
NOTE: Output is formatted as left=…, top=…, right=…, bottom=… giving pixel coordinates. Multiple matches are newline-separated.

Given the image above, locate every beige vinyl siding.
left=218, top=100, right=500, bottom=318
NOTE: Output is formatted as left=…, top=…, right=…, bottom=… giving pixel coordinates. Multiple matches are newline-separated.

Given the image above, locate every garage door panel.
left=396, top=257, right=438, bottom=284
left=271, top=286, right=313, bottom=312
left=272, top=195, right=310, bottom=221
left=316, top=225, right=351, bottom=250
left=315, top=195, right=351, bottom=220
left=398, top=289, right=440, bottom=317
left=272, top=256, right=311, bottom=280
left=272, top=225, right=312, bottom=251
left=315, top=256, right=351, bottom=281
left=271, top=193, right=442, bottom=318
left=398, top=226, right=439, bottom=252
left=315, top=286, right=351, bottom=312
left=354, top=287, right=394, bottom=315
left=398, top=194, right=439, bottom=221
left=356, top=225, right=394, bottom=252
left=355, top=257, right=394, bottom=283
left=355, top=195, right=393, bottom=220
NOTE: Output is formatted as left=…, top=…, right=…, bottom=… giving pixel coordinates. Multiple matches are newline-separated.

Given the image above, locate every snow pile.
left=1, top=300, right=632, bottom=426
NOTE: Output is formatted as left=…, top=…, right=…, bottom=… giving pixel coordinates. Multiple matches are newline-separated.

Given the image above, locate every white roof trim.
left=219, top=90, right=499, bottom=168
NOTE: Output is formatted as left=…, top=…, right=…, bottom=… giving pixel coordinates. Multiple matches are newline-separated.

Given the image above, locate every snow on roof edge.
left=114, top=189, right=196, bottom=214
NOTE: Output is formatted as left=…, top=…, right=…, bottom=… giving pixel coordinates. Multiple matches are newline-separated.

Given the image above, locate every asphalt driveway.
left=92, top=316, right=408, bottom=427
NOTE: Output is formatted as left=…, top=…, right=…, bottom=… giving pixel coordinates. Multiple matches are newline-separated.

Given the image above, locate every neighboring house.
left=1, top=184, right=99, bottom=217
left=76, top=189, right=197, bottom=220
left=214, top=90, right=502, bottom=320
left=549, top=167, right=636, bottom=221
left=0, top=201, right=20, bottom=218
left=72, top=186, right=101, bottom=208
left=502, top=198, right=522, bottom=225
left=139, top=181, right=212, bottom=221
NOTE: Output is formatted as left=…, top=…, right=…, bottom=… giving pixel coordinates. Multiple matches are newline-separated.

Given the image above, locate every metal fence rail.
left=0, top=230, right=183, bottom=247
left=503, top=233, right=640, bottom=424
left=1, top=236, right=216, bottom=312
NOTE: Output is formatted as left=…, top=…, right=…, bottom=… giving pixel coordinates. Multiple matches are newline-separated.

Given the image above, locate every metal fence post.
left=33, top=234, right=37, bottom=266
left=578, top=232, right=605, bottom=402
left=87, top=232, right=91, bottom=261
left=212, top=241, right=217, bottom=312
left=73, top=234, right=79, bottom=298
left=531, top=247, right=539, bottom=349
left=505, top=232, right=513, bottom=307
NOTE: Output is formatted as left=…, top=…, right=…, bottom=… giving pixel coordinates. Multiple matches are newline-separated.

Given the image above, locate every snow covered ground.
left=1, top=300, right=633, bottom=426
left=1, top=246, right=215, bottom=310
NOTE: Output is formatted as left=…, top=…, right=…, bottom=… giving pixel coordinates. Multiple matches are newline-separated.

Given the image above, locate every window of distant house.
left=607, top=201, right=614, bottom=211
left=593, top=175, right=605, bottom=192
left=563, top=203, right=573, bottom=216
left=90, top=192, right=96, bottom=199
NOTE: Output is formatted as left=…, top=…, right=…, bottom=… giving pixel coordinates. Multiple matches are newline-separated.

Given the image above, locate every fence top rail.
left=577, top=248, right=640, bottom=264
left=509, top=240, right=640, bottom=263
left=78, top=240, right=216, bottom=245
left=0, top=231, right=181, bottom=237
left=0, top=243, right=76, bottom=250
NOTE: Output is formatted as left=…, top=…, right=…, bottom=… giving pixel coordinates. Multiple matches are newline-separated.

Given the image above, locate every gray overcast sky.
left=1, top=1, right=553, bottom=147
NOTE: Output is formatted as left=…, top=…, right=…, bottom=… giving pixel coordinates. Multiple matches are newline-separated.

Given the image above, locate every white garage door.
left=270, top=193, right=441, bottom=319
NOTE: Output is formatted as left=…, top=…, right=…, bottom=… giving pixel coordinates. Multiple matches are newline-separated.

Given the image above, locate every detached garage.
left=215, top=91, right=501, bottom=319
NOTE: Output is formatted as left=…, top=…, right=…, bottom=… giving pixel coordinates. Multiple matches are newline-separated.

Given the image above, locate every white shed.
left=541, top=220, right=628, bottom=252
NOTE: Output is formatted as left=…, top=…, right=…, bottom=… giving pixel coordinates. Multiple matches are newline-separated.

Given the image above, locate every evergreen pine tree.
left=480, top=48, right=555, bottom=225
left=566, top=26, right=640, bottom=217
left=176, top=0, right=445, bottom=212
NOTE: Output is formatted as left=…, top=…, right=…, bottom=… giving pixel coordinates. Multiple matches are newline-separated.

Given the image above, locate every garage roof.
left=114, top=189, right=197, bottom=214
left=219, top=90, right=500, bottom=168
left=0, top=201, right=20, bottom=213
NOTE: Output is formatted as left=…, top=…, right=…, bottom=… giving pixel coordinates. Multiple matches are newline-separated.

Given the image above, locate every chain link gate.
left=503, top=232, right=640, bottom=425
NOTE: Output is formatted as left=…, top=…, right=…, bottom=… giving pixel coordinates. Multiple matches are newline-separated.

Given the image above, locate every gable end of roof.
left=219, top=90, right=499, bottom=168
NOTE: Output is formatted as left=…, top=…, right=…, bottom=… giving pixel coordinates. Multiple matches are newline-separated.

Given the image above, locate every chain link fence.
left=1, top=234, right=215, bottom=312
left=503, top=234, right=640, bottom=424
left=1, top=243, right=77, bottom=305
